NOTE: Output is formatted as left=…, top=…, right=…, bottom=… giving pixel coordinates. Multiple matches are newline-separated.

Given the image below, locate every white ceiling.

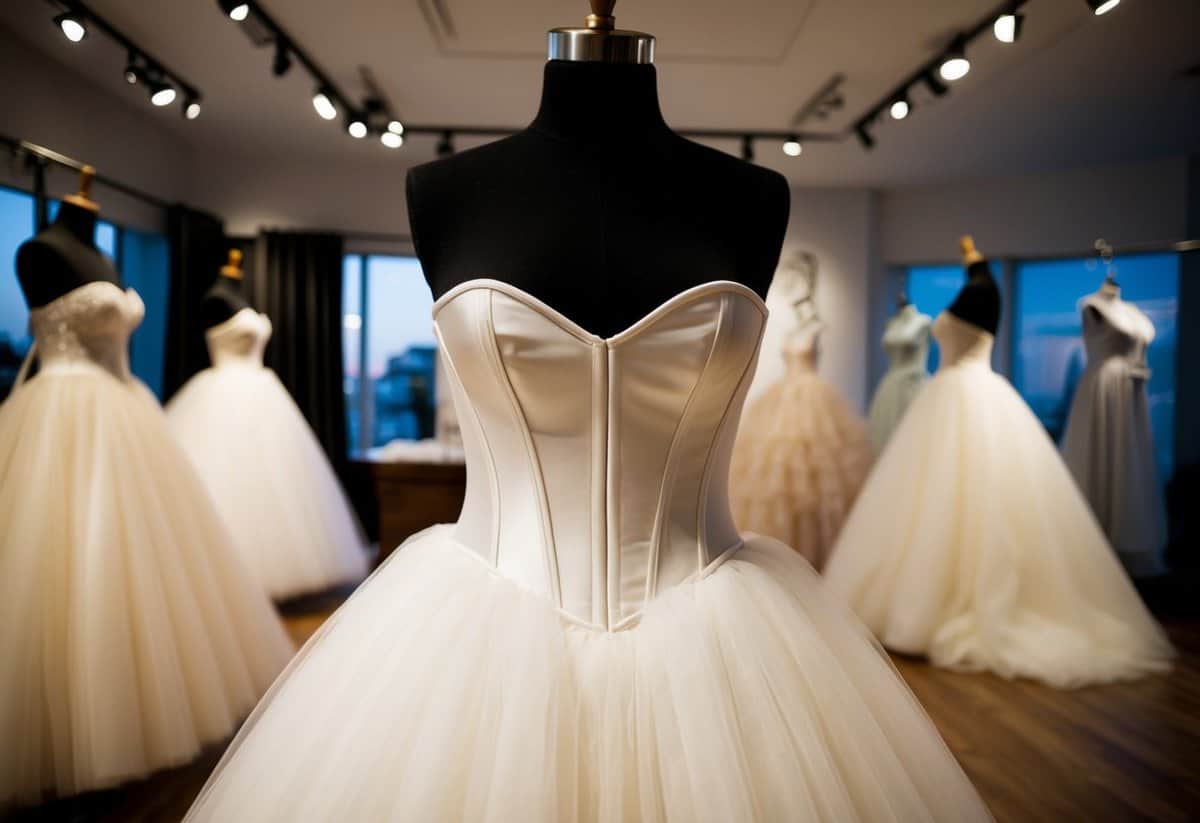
left=2, top=0, right=1198, bottom=187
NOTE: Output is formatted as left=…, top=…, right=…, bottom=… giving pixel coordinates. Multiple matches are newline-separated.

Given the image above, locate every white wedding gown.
left=824, top=311, right=1174, bottom=689
left=0, top=282, right=294, bottom=808
left=187, top=280, right=989, bottom=822
left=167, top=308, right=368, bottom=600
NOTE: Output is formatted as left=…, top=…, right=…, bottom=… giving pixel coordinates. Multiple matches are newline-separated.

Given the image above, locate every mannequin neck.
left=53, top=201, right=98, bottom=247
left=529, top=61, right=670, bottom=143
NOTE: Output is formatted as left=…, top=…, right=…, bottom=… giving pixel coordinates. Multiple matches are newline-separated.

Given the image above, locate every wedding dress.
left=824, top=310, right=1174, bottom=688
left=0, top=282, right=294, bottom=808
left=867, top=304, right=931, bottom=454
left=167, top=308, right=368, bottom=600
left=729, top=320, right=872, bottom=570
left=185, top=279, right=990, bottom=822
left=1061, top=294, right=1167, bottom=576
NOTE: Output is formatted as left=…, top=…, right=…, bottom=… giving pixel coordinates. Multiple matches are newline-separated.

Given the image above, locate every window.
left=342, top=254, right=437, bottom=454
left=1013, top=253, right=1179, bottom=482
left=0, top=187, right=169, bottom=400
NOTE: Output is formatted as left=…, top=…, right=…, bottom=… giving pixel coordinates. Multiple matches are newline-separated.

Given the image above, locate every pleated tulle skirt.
left=823, top=364, right=1174, bottom=688
left=167, top=365, right=368, bottom=600
left=729, top=370, right=872, bottom=570
left=867, top=366, right=926, bottom=455
left=0, top=366, right=295, bottom=808
left=186, top=526, right=991, bottom=823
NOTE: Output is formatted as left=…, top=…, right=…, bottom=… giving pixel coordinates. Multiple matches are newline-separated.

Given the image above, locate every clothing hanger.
left=1094, top=239, right=1120, bottom=295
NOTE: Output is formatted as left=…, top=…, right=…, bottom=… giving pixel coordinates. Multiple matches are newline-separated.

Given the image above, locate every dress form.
left=406, top=5, right=789, bottom=337
left=203, top=249, right=252, bottom=329
left=946, top=236, right=1001, bottom=336
left=16, top=167, right=118, bottom=309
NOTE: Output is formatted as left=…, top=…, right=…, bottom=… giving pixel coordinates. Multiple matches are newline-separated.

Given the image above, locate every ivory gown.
left=0, top=282, right=293, bottom=808
left=729, top=321, right=872, bottom=570
left=867, top=304, right=931, bottom=454
left=1061, top=293, right=1167, bottom=576
left=167, top=308, right=369, bottom=600
left=824, top=310, right=1174, bottom=688
left=185, top=279, right=990, bottom=822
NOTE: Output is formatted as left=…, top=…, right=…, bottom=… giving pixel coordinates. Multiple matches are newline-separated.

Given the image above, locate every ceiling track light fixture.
left=272, top=38, right=292, bottom=76
left=782, top=136, right=802, bottom=157
left=993, top=10, right=1024, bottom=43
left=938, top=35, right=971, bottom=82
left=347, top=115, right=368, bottom=139
left=218, top=0, right=250, bottom=21
left=1085, top=0, right=1120, bottom=15
left=889, top=96, right=910, bottom=121
left=312, top=86, right=338, bottom=121
left=436, top=131, right=456, bottom=158
left=44, top=0, right=203, bottom=120
left=854, top=123, right=875, bottom=150
left=740, top=136, right=755, bottom=163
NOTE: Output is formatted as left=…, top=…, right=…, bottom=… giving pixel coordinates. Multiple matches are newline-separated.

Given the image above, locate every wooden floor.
left=6, top=597, right=1199, bottom=822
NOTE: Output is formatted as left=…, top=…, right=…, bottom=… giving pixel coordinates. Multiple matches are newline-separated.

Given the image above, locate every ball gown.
left=867, top=304, right=931, bottom=454
left=186, top=280, right=990, bottom=822
left=0, top=282, right=294, bottom=808
left=824, top=310, right=1174, bottom=689
left=167, top=308, right=368, bottom=600
left=1061, top=293, right=1167, bottom=576
left=729, top=321, right=872, bottom=570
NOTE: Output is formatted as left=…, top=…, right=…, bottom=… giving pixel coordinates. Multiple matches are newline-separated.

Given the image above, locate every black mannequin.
left=406, top=60, right=790, bottom=336
left=16, top=185, right=118, bottom=309
left=947, top=237, right=1001, bottom=336
left=203, top=249, right=252, bottom=329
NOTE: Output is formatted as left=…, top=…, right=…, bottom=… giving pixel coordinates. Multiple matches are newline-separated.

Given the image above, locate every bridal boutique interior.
left=1, top=0, right=1199, bottom=820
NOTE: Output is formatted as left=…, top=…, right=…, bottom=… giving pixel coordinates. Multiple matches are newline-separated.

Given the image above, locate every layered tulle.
left=186, top=526, right=989, bottom=823
left=824, top=363, right=1175, bottom=688
left=867, top=366, right=926, bottom=455
left=167, top=364, right=368, bottom=600
left=0, top=366, right=295, bottom=807
left=730, top=372, right=872, bottom=570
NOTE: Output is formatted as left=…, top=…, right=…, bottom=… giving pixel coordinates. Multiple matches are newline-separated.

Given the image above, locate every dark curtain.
left=164, top=205, right=225, bottom=401
left=248, top=231, right=347, bottom=466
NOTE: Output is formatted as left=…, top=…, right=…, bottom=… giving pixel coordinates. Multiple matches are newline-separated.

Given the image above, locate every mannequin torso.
left=407, top=61, right=790, bottom=337
left=16, top=202, right=119, bottom=309
left=947, top=260, right=1001, bottom=336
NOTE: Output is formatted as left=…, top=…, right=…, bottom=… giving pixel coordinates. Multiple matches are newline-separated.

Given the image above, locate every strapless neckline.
left=432, top=278, right=768, bottom=345
left=29, top=279, right=132, bottom=316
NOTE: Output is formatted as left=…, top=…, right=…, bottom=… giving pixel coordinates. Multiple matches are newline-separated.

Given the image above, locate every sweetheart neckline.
left=28, top=280, right=135, bottom=315
left=206, top=306, right=266, bottom=337
left=432, top=278, right=768, bottom=343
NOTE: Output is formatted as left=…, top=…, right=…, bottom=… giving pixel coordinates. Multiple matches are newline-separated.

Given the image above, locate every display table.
left=360, top=458, right=466, bottom=565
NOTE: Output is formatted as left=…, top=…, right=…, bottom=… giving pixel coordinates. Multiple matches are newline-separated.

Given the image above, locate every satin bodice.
left=207, top=308, right=272, bottom=368
left=1081, top=295, right=1154, bottom=380
left=932, top=311, right=993, bottom=370
left=881, top=308, right=931, bottom=373
left=433, top=279, right=766, bottom=631
left=25, top=281, right=143, bottom=383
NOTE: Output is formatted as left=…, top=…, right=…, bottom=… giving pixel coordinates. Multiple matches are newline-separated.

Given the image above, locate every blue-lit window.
left=1013, top=253, right=1179, bottom=482
left=905, top=263, right=1002, bottom=372
left=122, top=228, right=169, bottom=397
left=342, top=254, right=436, bottom=453
left=0, top=187, right=36, bottom=401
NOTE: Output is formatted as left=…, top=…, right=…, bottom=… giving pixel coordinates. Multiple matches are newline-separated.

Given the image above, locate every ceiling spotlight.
left=387, top=120, right=404, bottom=135
left=218, top=0, right=250, bottom=21
left=855, top=123, right=875, bottom=150
left=184, top=96, right=202, bottom=120
left=741, top=135, right=754, bottom=163
left=272, top=39, right=291, bottom=76
left=436, top=131, right=456, bottom=158
left=124, top=53, right=144, bottom=85
left=381, top=131, right=403, bottom=149
left=312, top=87, right=337, bottom=120
left=993, top=12, right=1024, bottom=43
left=939, top=37, right=970, bottom=82
left=889, top=97, right=910, bottom=120
left=347, top=116, right=368, bottom=139
left=54, top=11, right=87, bottom=42
left=1085, top=0, right=1120, bottom=14
left=782, top=137, right=802, bottom=157
left=149, top=78, right=177, bottom=107
left=922, top=70, right=948, bottom=97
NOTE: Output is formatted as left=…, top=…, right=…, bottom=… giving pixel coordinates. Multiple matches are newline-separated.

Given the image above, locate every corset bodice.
left=1081, top=296, right=1154, bottom=379
left=933, top=311, right=993, bottom=370
left=433, top=279, right=766, bottom=631
left=207, top=308, right=271, bottom=368
left=27, top=281, right=143, bottom=382
left=881, top=309, right=931, bottom=372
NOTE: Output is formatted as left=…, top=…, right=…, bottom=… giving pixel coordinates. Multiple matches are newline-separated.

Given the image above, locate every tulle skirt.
left=867, top=366, right=926, bottom=455
left=0, top=365, right=295, bottom=807
left=729, top=370, right=872, bottom=570
left=1061, top=358, right=1167, bottom=576
left=186, top=526, right=991, bottom=822
left=824, top=363, right=1175, bottom=688
left=167, top=364, right=368, bottom=600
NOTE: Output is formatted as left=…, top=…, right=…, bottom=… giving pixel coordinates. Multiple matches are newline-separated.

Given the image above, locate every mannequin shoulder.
left=15, top=235, right=94, bottom=308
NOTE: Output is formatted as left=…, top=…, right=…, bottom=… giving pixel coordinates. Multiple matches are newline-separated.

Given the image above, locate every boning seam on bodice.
left=485, top=290, right=565, bottom=608
left=644, top=294, right=729, bottom=602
